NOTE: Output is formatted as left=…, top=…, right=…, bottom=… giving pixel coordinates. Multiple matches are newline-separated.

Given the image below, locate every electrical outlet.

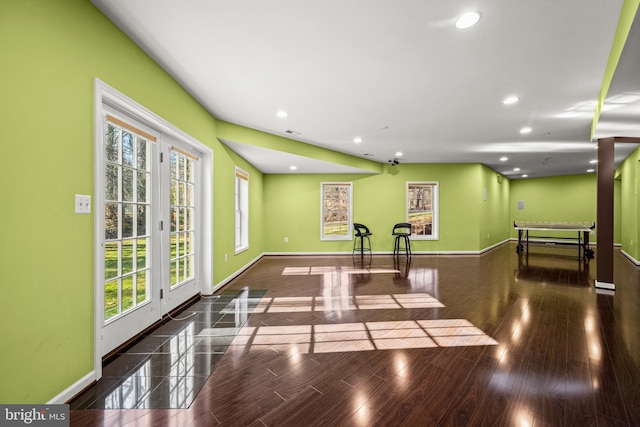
left=284, top=237, right=288, bottom=243
left=75, top=194, right=91, bottom=214
left=224, top=253, right=228, bottom=262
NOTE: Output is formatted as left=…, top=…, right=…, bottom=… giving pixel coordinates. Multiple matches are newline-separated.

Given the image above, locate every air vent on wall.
left=285, top=130, right=300, bottom=135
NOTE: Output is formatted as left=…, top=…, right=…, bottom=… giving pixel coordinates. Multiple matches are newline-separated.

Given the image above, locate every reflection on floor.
left=71, top=268, right=496, bottom=411
left=252, top=293, right=444, bottom=312
left=231, top=318, right=497, bottom=354
left=70, top=289, right=265, bottom=410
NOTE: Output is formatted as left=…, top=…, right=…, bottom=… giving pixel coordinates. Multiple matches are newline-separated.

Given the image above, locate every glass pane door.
left=170, top=151, right=195, bottom=288
left=160, top=142, right=199, bottom=314
left=104, top=123, right=151, bottom=320
left=98, top=112, right=201, bottom=355
left=100, top=113, right=160, bottom=356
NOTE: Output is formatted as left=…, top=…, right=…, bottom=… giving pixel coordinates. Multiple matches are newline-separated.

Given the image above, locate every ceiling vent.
left=285, top=130, right=300, bottom=136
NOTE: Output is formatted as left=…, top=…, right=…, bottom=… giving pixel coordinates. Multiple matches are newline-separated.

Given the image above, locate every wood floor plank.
left=70, top=244, right=640, bottom=426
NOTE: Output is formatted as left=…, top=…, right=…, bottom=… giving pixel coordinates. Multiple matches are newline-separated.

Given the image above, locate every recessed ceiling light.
left=520, top=127, right=532, bottom=134
left=395, top=151, right=403, bottom=157
left=456, top=12, right=481, bottom=29
left=513, top=167, right=521, bottom=172
left=522, top=174, right=528, bottom=178
left=289, top=165, right=297, bottom=170
left=276, top=111, right=288, bottom=118
left=500, top=156, right=508, bottom=162
left=353, top=137, right=362, bottom=143
left=589, top=159, right=598, bottom=164
left=587, top=169, right=595, bottom=173
left=503, top=96, right=519, bottom=105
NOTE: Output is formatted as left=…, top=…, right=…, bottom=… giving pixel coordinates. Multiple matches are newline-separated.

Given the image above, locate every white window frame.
left=406, top=181, right=439, bottom=240
left=234, top=167, right=249, bottom=253
left=320, top=182, right=353, bottom=241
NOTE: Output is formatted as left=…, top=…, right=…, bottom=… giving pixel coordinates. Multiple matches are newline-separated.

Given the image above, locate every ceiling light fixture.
left=500, top=156, right=508, bottom=162
left=353, top=137, right=362, bottom=143
left=522, top=174, right=528, bottom=178
left=456, top=12, right=481, bottom=29
left=289, top=165, right=297, bottom=170
left=589, top=159, right=598, bottom=164
left=587, top=169, right=595, bottom=173
left=513, top=168, right=521, bottom=172
left=395, top=151, right=403, bottom=157
left=276, top=111, right=288, bottom=118
left=520, top=127, right=532, bottom=134
left=502, top=96, right=519, bottom=105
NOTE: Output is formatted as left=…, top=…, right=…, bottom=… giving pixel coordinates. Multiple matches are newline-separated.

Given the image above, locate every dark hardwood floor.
left=70, top=242, right=640, bottom=426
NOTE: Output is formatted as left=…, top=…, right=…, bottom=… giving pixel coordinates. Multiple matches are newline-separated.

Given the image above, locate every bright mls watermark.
left=0, top=405, right=69, bottom=427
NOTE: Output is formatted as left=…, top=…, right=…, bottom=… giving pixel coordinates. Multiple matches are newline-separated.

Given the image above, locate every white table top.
left=514, top=221, right=594, bottom=232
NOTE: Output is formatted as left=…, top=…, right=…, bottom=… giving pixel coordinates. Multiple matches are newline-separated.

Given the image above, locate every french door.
left=98, top=108, right=200, bottom=356
left=161, top=138, right=199, bottom=313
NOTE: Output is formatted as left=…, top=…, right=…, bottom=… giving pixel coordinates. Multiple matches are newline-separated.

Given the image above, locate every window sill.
left=234, top=245, right=249, bottom=255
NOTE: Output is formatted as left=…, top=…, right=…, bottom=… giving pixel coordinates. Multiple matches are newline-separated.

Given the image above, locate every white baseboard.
left=621, top=250, right=640, bottom=265
left=48, top=370, right=95, bottom=404
left=595, top=281, right=616, bottom=291
left=264, top=247, right=507, bottom=256
left=210, top=253, right=264, bottom=294
left=479, top=239, right=510, bottom=254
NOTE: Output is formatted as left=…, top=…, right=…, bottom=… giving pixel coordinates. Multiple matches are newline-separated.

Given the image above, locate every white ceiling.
left=91, top=0, right=640, bottom=178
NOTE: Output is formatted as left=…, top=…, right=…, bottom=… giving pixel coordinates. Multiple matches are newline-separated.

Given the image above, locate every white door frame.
left=93, top=79, right=214, bottom=380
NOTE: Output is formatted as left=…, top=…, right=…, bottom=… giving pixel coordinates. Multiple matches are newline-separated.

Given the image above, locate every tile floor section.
left=70, top=289, right=265, bottom=410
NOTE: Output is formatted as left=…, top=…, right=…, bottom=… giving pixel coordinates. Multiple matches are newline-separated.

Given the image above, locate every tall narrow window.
left=104, top=116, right=153, bottom=321
left=407, top=182, right=439, bottom=239
left=321, top=182, right=352, bottom=240
left=235, top=168, right=249, bottom=252
left=170, top=149, right=196, bottom=288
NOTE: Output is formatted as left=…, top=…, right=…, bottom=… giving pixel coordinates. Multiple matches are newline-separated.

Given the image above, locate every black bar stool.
left=353, top=223, right=372, bottom=257
left=392, top=223, right=411, bottom=256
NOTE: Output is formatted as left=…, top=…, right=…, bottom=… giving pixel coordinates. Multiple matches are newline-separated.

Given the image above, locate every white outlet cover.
left=75, top=194, right=91, bottom=214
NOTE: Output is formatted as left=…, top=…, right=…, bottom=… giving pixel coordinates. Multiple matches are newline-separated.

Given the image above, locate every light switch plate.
left=75, top=194, right=91, bottom=214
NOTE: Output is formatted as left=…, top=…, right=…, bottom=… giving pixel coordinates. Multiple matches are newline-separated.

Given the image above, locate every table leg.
left=517, top=229, right=523, bottom=254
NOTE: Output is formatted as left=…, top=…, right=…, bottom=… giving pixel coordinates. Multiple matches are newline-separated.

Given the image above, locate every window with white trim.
left=321, top=182, right=352, bottom=240
left=235, top=167, right=249, bottom=252
left=407, top=182, right=439, bottom=240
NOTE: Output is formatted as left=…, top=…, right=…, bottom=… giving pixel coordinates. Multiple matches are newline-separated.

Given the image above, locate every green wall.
left=479, top=166, right=511, bottom=249
left=616, top=145, right=640, bottom=260
left=263, top=164, right=509, bottom=254
left=509, top=174, right=598, bottom=241
left=216, top=145, right=265, bottom=275
left=217, top=121, right=382, bottom=174
left=592, top=0, right=640, bottom=137
left=0, top=0, right=263, bottom=403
